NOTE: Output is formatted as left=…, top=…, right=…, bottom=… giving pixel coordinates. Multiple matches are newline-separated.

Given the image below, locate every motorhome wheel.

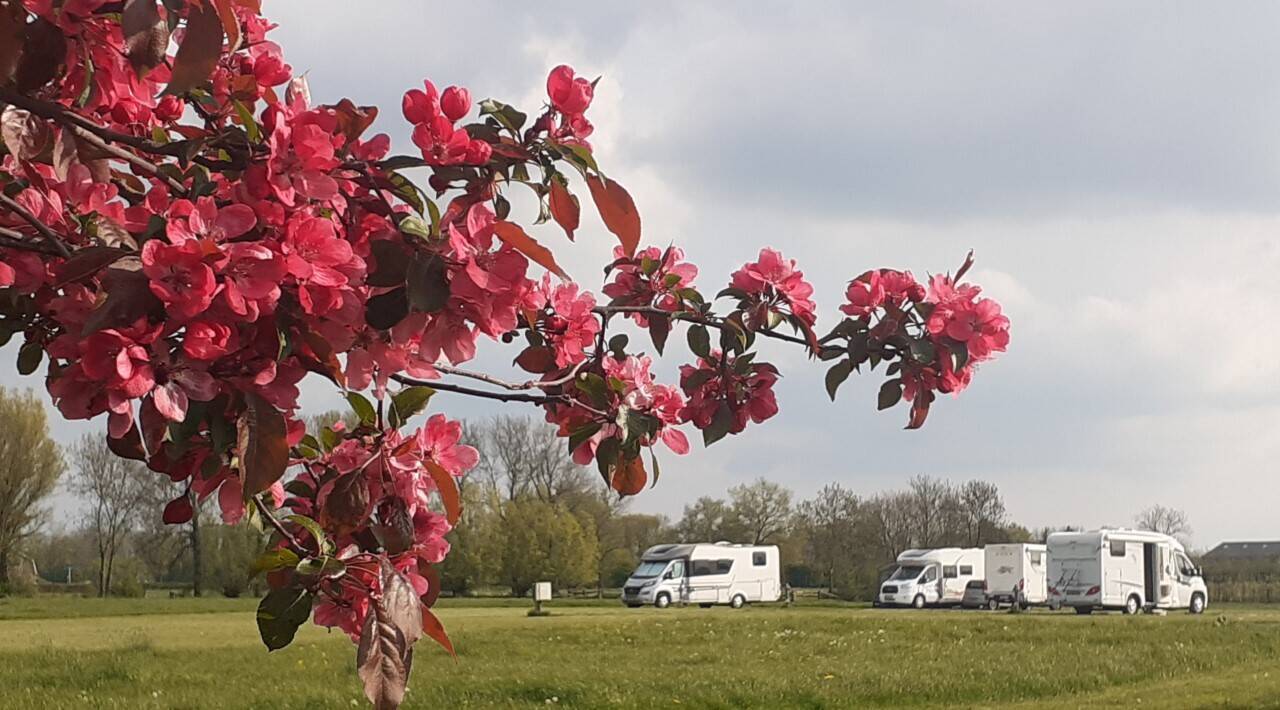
left=1190, top=593, right=1205, bottom=614
left=1074, top=606, right=1092, bottom=615
left=698, top=603, right=713, bottom=609
left=986, top=598, right=1000, bottom=611
left=730, top=594, right=746, bottom=609
left=911, top=594, right=925, bottom=609
left=1124, top=595, right=1141, bottom=615
left=655, top=592, right=671, bottom=609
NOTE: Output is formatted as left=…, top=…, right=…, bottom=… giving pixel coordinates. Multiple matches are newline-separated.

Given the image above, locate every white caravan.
left=877, top=548, right=984, bottom=608
left=621, top=542, right=782, bottom=609
left=1047, top=529, right=1208, bottom=615
left=984, top=543, right=1049, bottom=609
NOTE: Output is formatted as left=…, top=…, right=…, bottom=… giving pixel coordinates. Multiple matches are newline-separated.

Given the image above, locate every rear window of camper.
left=690, top=559, right=734, bottom=576
left=1110, top=540, right=1126, bottom=557
left=752, top=552, right=767, bottom=566
left=1031, top=551, right=1043, bottom=565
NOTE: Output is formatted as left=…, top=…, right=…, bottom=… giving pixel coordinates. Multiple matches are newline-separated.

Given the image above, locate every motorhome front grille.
left=623, top=586, right=641, bottom=596
left=881, top=585, right=898, bottom=594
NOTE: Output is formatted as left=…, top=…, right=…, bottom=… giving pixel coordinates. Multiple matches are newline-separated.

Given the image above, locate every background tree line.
left=0, top=388, right=1253, bottom=603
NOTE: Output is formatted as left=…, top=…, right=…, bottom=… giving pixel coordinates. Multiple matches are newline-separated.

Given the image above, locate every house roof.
left=1204, top=541, right=1280, bottom=560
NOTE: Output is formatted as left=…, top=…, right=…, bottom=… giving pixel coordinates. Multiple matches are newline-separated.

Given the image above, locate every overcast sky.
left=9, top=1, right=1280, bottom=549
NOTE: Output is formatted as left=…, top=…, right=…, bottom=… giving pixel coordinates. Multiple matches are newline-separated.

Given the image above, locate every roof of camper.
left=1048, top=528, right=1185, bottom=546
left=641, top=544, right=696, bottom=560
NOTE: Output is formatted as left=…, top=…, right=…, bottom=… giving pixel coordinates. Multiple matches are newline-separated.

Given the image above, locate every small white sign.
left=534, top=582, right=552, bottom=601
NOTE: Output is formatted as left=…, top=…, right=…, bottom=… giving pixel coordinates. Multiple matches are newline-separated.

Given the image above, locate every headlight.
left=641, top=579, right=657, bottom=588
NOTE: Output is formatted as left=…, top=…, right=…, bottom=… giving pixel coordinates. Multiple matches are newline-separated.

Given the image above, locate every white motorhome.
left=621, top=542, right=782, bottom=609
left=877, top=548, right=984, bottom=608
left=1047, top=529, right=1208, bottom=615
left=983, top=543, right=1049, bottom=609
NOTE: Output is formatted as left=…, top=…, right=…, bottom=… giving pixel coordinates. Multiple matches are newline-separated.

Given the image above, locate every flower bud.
left=440, top=86, right=471, bottom=122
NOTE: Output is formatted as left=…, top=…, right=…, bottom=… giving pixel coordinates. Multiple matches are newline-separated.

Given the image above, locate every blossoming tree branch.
left=0, top=1, right=1010, bottom=707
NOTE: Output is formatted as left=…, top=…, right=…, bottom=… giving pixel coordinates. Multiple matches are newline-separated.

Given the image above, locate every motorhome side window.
left=1110, top=540, right=1126, bottom=557
left=752, top=552, right=767, bottom=566
left=1030, top=551, right=1043, bottom=565
left=959, top=565, right=973, bottom=575
left=943, top=566, right=958, bottom=579
left=690, top=559, right=734, bottom=576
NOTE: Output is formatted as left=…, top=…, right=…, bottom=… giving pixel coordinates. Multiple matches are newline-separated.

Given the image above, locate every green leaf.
left=878, top=378, right=904, bottom=411
left=319, top=426, right=340, bottom=452
left=232, top=99, right=260, bottom=143
left=384, top=170, right=427, bottom=217
left=478, top=99, right=528, bottom=134
left=389, top=386, right=435, bottom=428
left=345, top=392, right=376, bottom=426
left=250, top=548, right=300, bottom=577
left=284, top=514, right=333, bottom=555
left=295, top=555, right=347, bottom=579
left=825, top=359, right=854, bottom=401
left=687, top=324, right=711, bottom=359
left=405, top=253, right=449, bottom=313
left=702, top=403, right=734, bottom=447
left=575, top=373, right=609, bottom=409
left=568, top=421, right=602, bottom=454
left=398, top=214, right=431, bottom=241
left=16, top=341, right=43, bottom=375
left=256, top=587, right=314, bottom=651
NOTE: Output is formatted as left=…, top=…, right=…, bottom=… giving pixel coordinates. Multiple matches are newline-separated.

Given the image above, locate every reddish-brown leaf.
left=422, top=460, right=462, bottom=525
left=417, top=561, right=441, bottom=608
left=548, top=178, right=580, bottom=241
left=513, top=345, right=556, bottom=374
left=331, top=98, right=378, bottom=146
left=15, top=18, right=65, bottom=93
left=53, top=246, right=129, bottom=287
left=237, top=391, right=289, bottom=496
left=122, top=0, right=169, bottom=76
left=586, top=174, right=640, bottom=258
left=492, top=220, right=569, bottom=280
left=165, top=1, right=224, bottom=95
left=1, top=105, right=50, bottom=161
left=0, top=1, right=25, bottom=86
left=611, top=455, right=647, bottom=497
left=421, top=607, right=455, bottom=658
left=213, top=0, right=241, bottom=53
left=357, top=559, right=423, bottom=710
left=319, top=471, right=371, bottom=536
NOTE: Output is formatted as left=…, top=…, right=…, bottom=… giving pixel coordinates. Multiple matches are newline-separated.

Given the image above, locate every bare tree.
left=0, top=388, right=64, bottom=587
left=728, top=478, right=793, bottom=545
left=794, top=484, right=861, bottom=591
left=71, top=434, right=149, bottom=596
left=1134, top=505, right=1192, bottom=541
left=867, top=492, right=914, bottom=560
left=906, top=475, right=952, bottom=548
left=958, top=480, right=1006, bottom=547
left=472, top=415, right=593, bottom=507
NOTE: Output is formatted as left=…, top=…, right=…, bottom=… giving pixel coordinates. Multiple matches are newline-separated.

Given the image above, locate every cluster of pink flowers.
left=840, top=268, right=927, bottom=318
left=678, top=352, right=781, bottom=435
left=286, top=414, right=477, bottom=639
left=403, top=80, right=492, bottom=166
left=542, top=65, right=594, bottom=146
left=730, top=248, right=817, bottom=332
left=602, top=245, right=699, bottom=326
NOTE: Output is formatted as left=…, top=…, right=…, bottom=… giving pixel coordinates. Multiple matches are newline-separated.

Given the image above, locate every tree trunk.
left=0, top=547, right=10, bottom=587
left=190, top=499, right=203, bottom=597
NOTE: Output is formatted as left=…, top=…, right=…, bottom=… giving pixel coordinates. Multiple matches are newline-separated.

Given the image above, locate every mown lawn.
left=1, top=597, right=1278, bottom=708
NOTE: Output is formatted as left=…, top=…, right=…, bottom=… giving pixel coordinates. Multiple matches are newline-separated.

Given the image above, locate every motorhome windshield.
left=631, top=561, right=668, bottom=578
left=889, top=565, right=925, bottom=581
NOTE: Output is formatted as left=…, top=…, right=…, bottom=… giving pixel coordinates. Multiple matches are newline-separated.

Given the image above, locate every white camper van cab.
left=984, top=543, right=1049, bottom=609
left=621, top=542, right=782, bottom=609
left=1047, top=529, right=1208, bottom=615
left=877, top=548, right=985, bottom=608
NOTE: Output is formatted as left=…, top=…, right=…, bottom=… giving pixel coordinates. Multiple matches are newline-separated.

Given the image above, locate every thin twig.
left=0, top=194, right=72, bottom=257
left=390, top=373, right=558, bottom=405
left=252, top=496, right=308, bottom=556
left=0, top=226, right=68, bottom=256
left=434, top=359, right=586, bottom=391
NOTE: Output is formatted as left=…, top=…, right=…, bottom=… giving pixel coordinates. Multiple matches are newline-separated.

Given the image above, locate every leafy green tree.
left=0, top=387, right=63, bottom=590
left=499, top=498, right=599, bottom=596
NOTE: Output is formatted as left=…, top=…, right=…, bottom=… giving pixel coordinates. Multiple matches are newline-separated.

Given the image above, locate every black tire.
left=655, top=592, right=671, bottom=609
left=1124, top=595, right=1141, bottom=615
left=1074, top=606, right=1093, bottom=615
left=625, top=603, right=642, bottom=609
left=698, top=603, right=713, bottom=609
left=1190, top=593, right=1205, bottom=615
left=986, top=598, right=1000, bottom=611
left=730, top=594, right=746, bottom=609
left=911, top=594, right=926, bottom=609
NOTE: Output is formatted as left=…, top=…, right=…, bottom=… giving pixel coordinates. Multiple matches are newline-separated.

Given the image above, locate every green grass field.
left=2, top=596, right=1279, bottom=708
